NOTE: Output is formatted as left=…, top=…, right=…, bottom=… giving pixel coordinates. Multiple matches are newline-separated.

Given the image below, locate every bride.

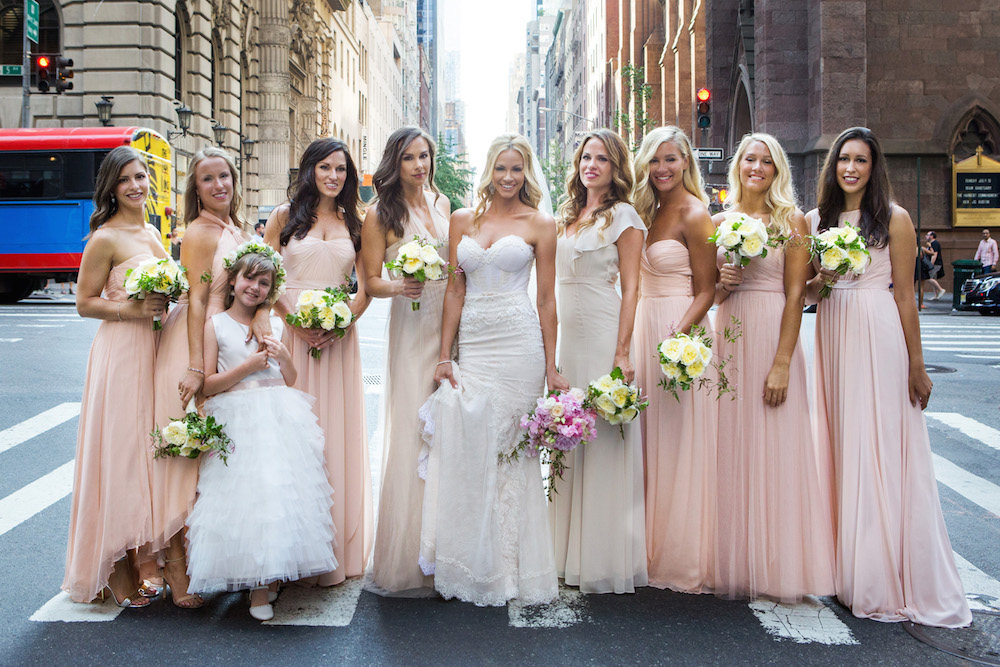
left=418, top=133, right=566, bottom=606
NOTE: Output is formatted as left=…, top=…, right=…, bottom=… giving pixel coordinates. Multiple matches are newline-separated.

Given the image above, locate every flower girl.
left=185, top=249, right=337, bottom=620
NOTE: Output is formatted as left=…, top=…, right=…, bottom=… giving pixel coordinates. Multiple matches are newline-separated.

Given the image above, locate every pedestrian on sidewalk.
left=975, top=228, right=998, bottom=274
left=922, top=231, right=946, bottom=300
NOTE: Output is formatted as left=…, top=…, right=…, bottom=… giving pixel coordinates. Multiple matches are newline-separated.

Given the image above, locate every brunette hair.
left=725, top=133, right=798, bottom=236
left=557, top=129, right=634, bottom=236
left=280, top=138, right=362, bottom=250
left=631, top=126, right=708, bottom=226
left=90, top=146, right=146, bottom=232
left=223, top=253, right=279, bottom=308
left=817, top=127, right=892, bottom=248
left=372, top=126, right=441, bottom=238
left=183, top=147, right=249, bottom=231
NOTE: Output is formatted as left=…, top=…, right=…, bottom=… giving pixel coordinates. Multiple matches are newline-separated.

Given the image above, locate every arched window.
left=174, top=8, right=192, bottom=104
left=0, top=0, right=60, bottom=88
left=952, top=108, right=1000, bottom=161
left=211, top=30, right=222, bottom=120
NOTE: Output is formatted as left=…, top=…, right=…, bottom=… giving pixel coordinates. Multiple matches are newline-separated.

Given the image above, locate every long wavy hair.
left=471, top=133, right=542, bottom=229
left=372, top=126, right=441, bottom=238
left=557, top=129, right=634, bottom=236
left=183, top=147, right=248, bottom=231
left=725, top=132, right=798, bottom=236
left=89, top=146, right=146, bottom=233
left=631, top=126, right=708, bottom=227
left=223, top=252, right=279, bottom=309
left=816, top=126, right=893, bottom=249
left=279, top=138, right=362, bottom=251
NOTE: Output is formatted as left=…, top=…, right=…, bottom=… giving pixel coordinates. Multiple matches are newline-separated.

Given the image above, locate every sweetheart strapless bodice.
left=458, top=235, right=534, bottom=295
left=641, top=240, right=693, bottom=297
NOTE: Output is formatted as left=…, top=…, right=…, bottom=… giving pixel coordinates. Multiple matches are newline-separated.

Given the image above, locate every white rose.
left=549, top=402, right=565, bottom=418
left=661, top=361, right=681, bottom=380
left=818, top=229, right=840, bottom=246
left=680, top=340, right=701, bottom=366
left=699, top=342, right=713, bottom=365
left=124, top=273, right=142, bottom=296
left=839, top=226, right=858, bottom=245
left=402, top=256, right=424, bottom=274
left=568, top=387, right=586, bottom=402
left=179, top=443, right=197, bottom=458
left=740, top=235, right=764, bottom=257
left=425, top=264, right=443, bottom=281
left=687, top=359, right=706, bottom=379
left=594, top=393, right=616, bottom=416
left=621, top=407, right=638, bottom=423
left=418, top=244, right=441, bottom=265
left=847, top=248, right=868, bottom=274
left=659, top=338, right=683, bottom=363
left=398, top=241, right=422, bottom=259
left=594, top=374, right=615, bottom=393
left=607, top=412, right=623, bottom=425
left=610, top=385, right=629, bottom=408
left=720, top=232, right=741, bottom=249
left=333, top=301, right=353, bottom=326
left=162, top=421, right=188, bottom=446
left=820, top=246, right=847, bottom=271
left=543, top=396, right=557, bottom=410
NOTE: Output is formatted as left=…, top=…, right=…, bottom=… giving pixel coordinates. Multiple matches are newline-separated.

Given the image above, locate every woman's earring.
left=487, top=183, right=495, bottom=195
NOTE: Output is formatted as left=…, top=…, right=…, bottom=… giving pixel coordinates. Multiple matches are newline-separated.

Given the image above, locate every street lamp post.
left=538, top=106, right=597, bottom=127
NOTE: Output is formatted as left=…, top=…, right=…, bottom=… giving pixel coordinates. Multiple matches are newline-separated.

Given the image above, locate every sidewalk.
left=917, top=291, right=980, bottom=317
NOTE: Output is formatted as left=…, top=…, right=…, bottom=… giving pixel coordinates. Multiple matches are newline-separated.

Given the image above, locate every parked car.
left=960, top=271, right=1000, bottom=315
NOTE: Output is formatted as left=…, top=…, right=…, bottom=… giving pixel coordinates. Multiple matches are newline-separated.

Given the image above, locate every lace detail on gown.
left=417, top=234, right=557, bottom=607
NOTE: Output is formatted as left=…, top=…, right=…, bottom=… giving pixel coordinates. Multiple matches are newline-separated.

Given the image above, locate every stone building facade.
left=0, top=0, right=412, bottom=223
left=705, top=0, right=1000, bottom=288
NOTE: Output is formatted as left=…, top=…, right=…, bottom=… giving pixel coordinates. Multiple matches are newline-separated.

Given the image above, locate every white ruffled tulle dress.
left=185, top=313, right=338, bottom=592
left=417, top=234, right=558, bottom=607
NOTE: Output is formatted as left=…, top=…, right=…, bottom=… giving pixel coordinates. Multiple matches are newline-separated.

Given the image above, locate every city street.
left=1, top=294, right=999, bottom=665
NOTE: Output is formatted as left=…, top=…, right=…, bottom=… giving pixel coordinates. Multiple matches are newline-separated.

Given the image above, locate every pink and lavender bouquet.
left=499, top=388, right=597, bottom=500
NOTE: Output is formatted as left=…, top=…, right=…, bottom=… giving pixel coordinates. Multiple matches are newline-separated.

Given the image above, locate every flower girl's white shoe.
left=249, top=587, right=274, bottom=621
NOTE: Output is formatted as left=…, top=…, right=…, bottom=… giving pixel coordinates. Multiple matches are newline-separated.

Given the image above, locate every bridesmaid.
left=713, top=133, right=835, bottom=601
left=151, top=147, right=260, bottom=607
left=265, top=138, right=373, bottom=584
left=806, top=127, right=971, bottom=627
left=551, top=129, right=648, bottom=594
left=63, top=146, right=168, bottom=606
left=631, top=127, right=718, bottom=593
left=361, top=126, right=450, bottom=595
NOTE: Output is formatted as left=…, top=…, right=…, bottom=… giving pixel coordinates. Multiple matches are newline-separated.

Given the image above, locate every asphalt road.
left=1, top=292, right=998, bottom=666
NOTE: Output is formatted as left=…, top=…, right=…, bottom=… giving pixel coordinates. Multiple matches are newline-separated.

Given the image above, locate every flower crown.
left=222, top=241, right=287, bottom=303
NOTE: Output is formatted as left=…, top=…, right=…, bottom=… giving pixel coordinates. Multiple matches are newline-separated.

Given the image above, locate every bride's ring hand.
left=434, top=360, right=457, bottom=388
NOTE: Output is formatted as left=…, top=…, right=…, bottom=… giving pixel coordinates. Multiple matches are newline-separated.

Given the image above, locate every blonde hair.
left=631, top=126, right=709, bottom=226
left=183, top=147, right=249, bottom=231
left=472, top=133, right=542, bottom=229
left=725, top=133, right=797, bottom=236
left=556, top=129, right=634, bottom=236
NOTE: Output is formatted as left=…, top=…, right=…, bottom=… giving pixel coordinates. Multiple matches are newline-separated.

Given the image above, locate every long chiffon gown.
left=811, top=210, right=971, bottom=628
left=63, top=255, right=157, bottom=602
left=714, top=239, right=836, bottom=601
left=151, top=212, right=247, bottom=551
left=281, top=235, right=372, bottom=585
left=370, top=198, right=449, bottom=595
left=418, top=234, right=558, bottom=606
left=551, top=204, right=648, bottom=594
left=634, top=240, right=717, bottom=593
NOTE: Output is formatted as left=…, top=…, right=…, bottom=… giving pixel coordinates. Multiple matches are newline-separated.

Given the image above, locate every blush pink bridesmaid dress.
left=280, top=234, right=372, bottom=585
left=812, top=209, right=971, bottom=628
left=633, top=240, right=717, bottom=593
left=62, top=255, right=157, bottom=602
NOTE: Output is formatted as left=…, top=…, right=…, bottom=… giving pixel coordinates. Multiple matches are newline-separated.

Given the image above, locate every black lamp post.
left=95, top=96, right=114, bottom=126
left=212, top=122, right=226, bottom=147
left=168, top=104, right=193, bottom=140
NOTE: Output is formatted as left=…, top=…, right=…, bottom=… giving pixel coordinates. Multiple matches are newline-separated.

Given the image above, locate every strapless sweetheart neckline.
left=460, top=234, right=531, bottom=254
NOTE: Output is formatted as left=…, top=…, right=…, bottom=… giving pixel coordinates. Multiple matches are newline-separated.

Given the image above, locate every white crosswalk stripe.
left=7, top=403, right=1000, bottom=641
left=921, top=319, right=1000, bottom=355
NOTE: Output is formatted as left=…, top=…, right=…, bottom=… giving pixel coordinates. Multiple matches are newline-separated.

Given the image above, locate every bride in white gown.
left=418, top=134, right=567, bottom=606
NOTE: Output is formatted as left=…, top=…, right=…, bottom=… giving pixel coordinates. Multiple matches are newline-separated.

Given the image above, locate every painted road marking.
left=0, top=338, right=23, bottom=342
left=0, top=402, right=80, bottom=454
left=956, top=354, right=1000, bottom=359
left=954, top=551, right=1000, bottom=613
left=748, top=596, right=857, bottom=645
left=0, top=460, right=74, bottom=537
left=508, top=585, right=587, bottom=628
left=927, top=413, right=1000, bottom=452
left=29, top=591, right=124, bottom=622
left=264, top=578, right=365, bottom=627
left=933, top=453, right=1000, bottom=517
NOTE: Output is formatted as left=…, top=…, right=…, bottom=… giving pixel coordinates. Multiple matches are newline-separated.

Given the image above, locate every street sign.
left=2, top=65, right=22, bottom=76
left=694, top=148, right=724, bottom=161
left=26, top=0, right=39, bottom=44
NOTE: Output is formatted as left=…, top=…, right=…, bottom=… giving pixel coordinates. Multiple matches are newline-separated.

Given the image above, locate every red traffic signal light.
left=35, top=56, right=52, bottom=93
left=696, top=87, right=711, bottom=129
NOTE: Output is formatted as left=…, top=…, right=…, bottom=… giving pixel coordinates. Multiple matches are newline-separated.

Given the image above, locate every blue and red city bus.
left=0, top=127, right=172, bottom=302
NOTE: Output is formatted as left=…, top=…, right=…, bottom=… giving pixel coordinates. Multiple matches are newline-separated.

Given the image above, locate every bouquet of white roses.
left=499, top=388, right=597, bottom=500
left=285, top=284, right=355, bottom=359
left=658, top=329, right=715, bottom=397
left=151, top=400, right=233, bottom=464
left=708, top=212, right=771, bottom=267
left=222, top=240, right=287, bottom=303
left=809, top=224, right=869, bottom=298
left=123, top=257, right=189, bottom=330
left=586, top=367, right=648, bottom=438
left=385, top=236, right=446, bottom=310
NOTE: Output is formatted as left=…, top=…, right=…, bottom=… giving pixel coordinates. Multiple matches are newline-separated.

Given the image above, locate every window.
left=0, top=152, right=63, bottom=199
left=0, top=0, right=60, bottom=87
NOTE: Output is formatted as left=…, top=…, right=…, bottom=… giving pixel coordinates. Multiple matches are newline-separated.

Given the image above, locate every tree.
left=614, top=64, right=655, bottom=152
left=434, top=134, right=476, bottom=213
left=541, top=139, right=570, bottom=213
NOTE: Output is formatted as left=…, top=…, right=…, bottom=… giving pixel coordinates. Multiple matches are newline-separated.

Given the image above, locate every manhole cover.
left=926, top=365, right=957, bottom=374
left=904, top=610, right=1000, bottom=665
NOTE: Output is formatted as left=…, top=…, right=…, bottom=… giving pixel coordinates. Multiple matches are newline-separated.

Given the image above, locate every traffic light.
left=54, top=56, right=74, bottom=93
left=696, top=88, right=711, bottom=129
left=35, top=55, right=52, bottom=93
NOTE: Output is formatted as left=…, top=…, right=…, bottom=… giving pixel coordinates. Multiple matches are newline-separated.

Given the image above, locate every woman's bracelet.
left=187, top=368, right=205, bottom=375
left=435, top=360, right=452, bottom=366
left=116, top=302, right=123, bottom=321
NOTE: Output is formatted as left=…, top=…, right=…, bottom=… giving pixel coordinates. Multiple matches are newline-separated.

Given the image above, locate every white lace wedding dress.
left=418, top=234, right=558, bottom=607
